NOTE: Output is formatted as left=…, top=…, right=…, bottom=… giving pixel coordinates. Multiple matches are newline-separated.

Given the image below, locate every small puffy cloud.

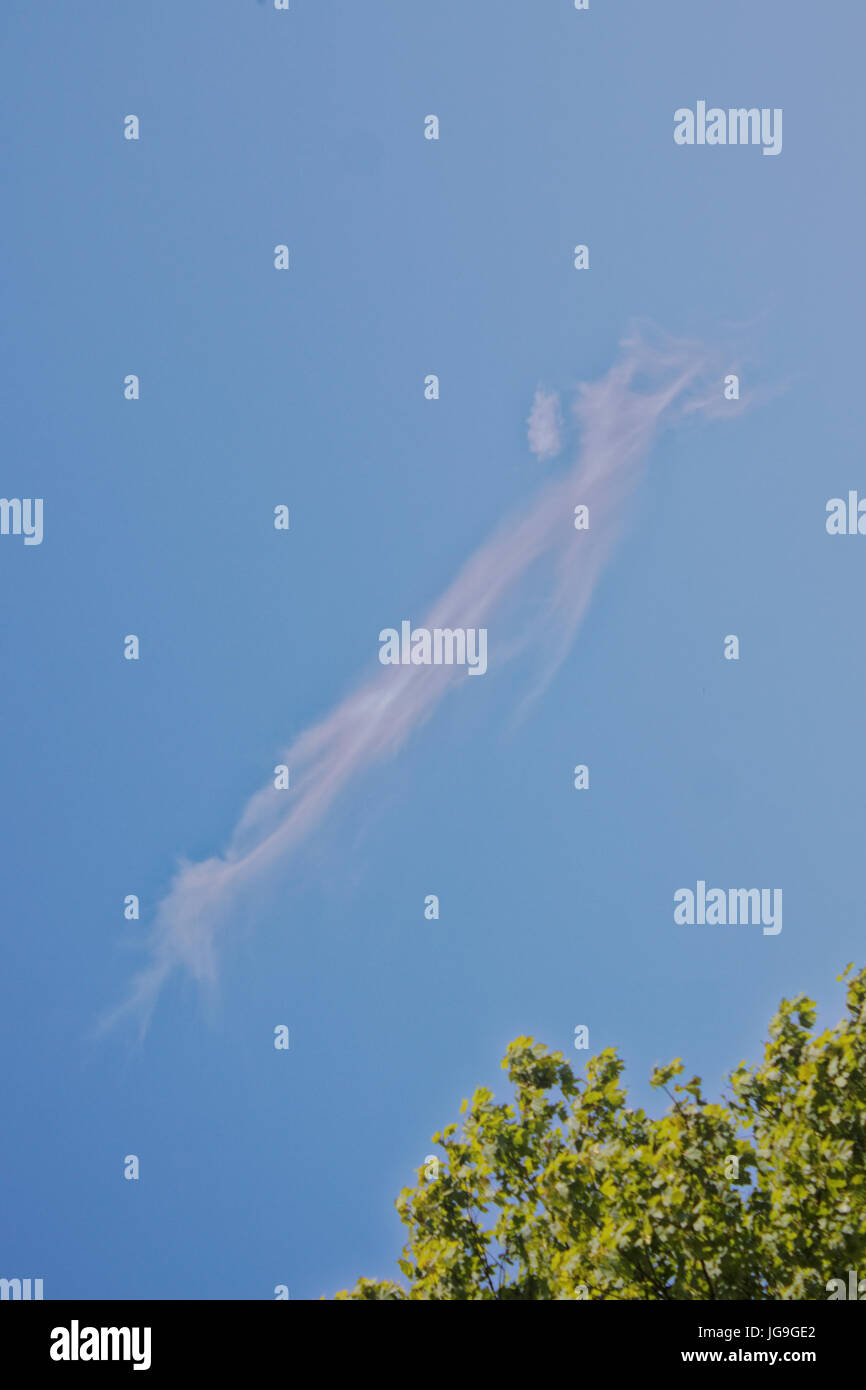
left=527, top=388, right=563, bottom=461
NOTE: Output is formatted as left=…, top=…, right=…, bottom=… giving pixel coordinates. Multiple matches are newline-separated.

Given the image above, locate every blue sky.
left=2, top=0, right=865, bottom=1299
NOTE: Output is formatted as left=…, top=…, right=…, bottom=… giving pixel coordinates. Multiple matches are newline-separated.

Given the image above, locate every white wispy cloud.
left=527, top=387, right=563, bottom=460
left=103, top=326, right=732, bottom=1035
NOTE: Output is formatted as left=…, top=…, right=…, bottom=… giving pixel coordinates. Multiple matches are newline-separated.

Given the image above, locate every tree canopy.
left=337, top=964, right=866, bottom=1299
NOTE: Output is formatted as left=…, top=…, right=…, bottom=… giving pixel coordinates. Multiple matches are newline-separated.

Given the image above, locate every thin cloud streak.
left=104, top=327, right=733, bottom=1035
left=527, top=387, right=563, bottom=460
